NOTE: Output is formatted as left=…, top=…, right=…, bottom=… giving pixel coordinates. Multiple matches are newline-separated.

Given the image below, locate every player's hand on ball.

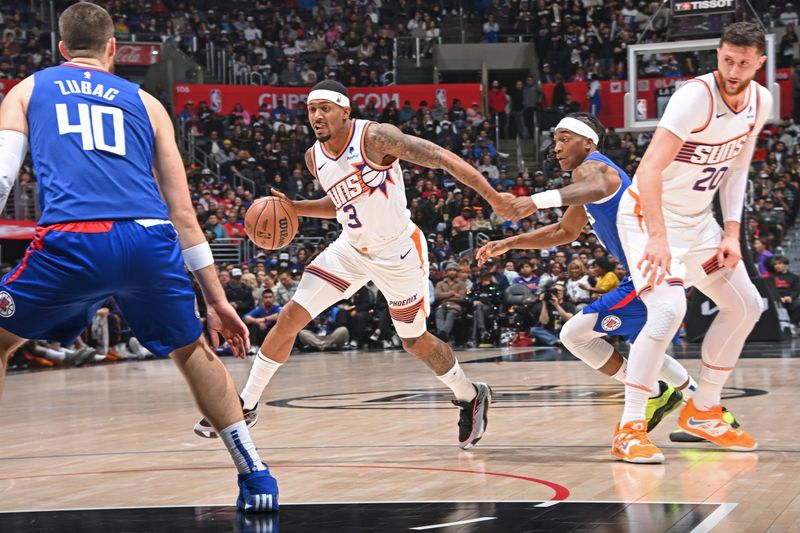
left=476, top=240, right=510, bottom=266
left=206, top=301, right=251, bottom=359
left=270, top=187, right=293, bottom=205
left=717, top=235, right=742, bottom=269
left=638, top=235, right=671, bottom=286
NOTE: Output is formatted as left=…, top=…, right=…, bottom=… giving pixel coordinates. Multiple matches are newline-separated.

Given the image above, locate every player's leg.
left=239, top=237, right=368, bottom=412
left=676, top=260, right=761, bottom=451
left=0, top=327, right=27, bottom=399
left=560, top=308, right=684, bottom=431
left=373, top=226, right=491, bottom=449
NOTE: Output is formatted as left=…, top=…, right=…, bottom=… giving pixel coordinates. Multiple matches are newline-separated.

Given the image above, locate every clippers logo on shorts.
left=601, top=315, right=622, bottom=332
left=676, top=134, right=748, bottom=165
left=0, top=291, right=15, bottom=317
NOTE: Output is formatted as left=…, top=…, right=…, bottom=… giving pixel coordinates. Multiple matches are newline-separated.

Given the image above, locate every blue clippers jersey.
left=583, top=152, right=632, bottom=271
left=28, top=63, right=169, bottom=224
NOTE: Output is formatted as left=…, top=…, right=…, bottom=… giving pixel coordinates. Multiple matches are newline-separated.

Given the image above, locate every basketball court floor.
left=0, top=340, right=798, bottom=532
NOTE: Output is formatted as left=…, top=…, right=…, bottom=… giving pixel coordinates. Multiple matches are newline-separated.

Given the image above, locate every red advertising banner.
left=115, top=43, right=161, bottom=66
left=0, top=79, right=21, bottom=102
left=0, top=218, right=36, bottom=240
left=173, top=83, right=483, bottom=116
left=541, top=68, right=792, bottom=129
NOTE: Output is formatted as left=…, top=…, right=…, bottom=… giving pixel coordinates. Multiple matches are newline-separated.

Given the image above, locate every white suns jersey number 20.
left=55, top=103, right=126, bottom=156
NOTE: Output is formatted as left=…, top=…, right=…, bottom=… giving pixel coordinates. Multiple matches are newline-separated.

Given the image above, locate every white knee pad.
left=642, top=288, right=686, bottom=341
left=559, top=312, right=614, bottom=369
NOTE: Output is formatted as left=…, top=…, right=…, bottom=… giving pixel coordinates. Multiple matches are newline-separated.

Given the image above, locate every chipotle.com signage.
left=115, top=44, right=161, bottom=66
left=173, top=83, right=482, bottom=115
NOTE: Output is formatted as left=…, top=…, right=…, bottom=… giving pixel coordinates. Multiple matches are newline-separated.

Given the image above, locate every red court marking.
left=0, top=464, right=569, bottom=501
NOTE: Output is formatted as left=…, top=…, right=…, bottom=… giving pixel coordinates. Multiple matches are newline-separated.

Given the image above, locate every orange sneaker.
left=678, top=399, right=758, bottom=451
left=612, top=420, right=665, bottom=464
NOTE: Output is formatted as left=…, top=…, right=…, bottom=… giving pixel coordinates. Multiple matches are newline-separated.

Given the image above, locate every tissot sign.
left=671, top=0, right=736, bottom=16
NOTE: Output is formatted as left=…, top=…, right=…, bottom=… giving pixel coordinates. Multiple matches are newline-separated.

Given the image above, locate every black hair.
left=310, top=80, right=349, bottom=98
left=595, top=256, right=613, bottom=273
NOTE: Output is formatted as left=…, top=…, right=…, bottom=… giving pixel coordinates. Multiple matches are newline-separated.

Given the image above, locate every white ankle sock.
left=610, top=359, right=628, bottom=383
left=693, top=363, right=732, bottom=410
left=621, top=381, right=653, bottom=426
left=219, top=420, right=266, bottom=474
left=436, top=361, right=476, bottom=402
left=240, top=351, right=283, bottom=410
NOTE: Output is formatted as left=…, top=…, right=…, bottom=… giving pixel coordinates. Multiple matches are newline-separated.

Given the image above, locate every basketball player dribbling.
left=614, top=22, right=772, bottom=463
left=476, top=112, right=696, bottom=432
left=195, top=80, right=519, bottom=448
left=0, top=3, right=277, bottom=511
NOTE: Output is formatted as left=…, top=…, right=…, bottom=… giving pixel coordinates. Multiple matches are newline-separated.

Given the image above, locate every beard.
left=316, top=132, right=331, bottom=142
left=719, top=73, right=753, bottom=96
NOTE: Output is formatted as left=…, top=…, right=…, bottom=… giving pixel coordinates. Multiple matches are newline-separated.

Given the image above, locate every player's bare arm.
left=364, top=122, right=517, bottom=220
left=476, top=206, right=588, bottom=266
left=0, top=77, right=34, bottom=212
left=507, top=159, right=621, bottom=220
left=142, top=89, right=249, bottom=356
left=635, top=126, right=685, bottom=285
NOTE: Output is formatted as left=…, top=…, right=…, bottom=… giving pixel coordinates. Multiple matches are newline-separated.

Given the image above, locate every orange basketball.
left=244, top=196, right=298, bottom=250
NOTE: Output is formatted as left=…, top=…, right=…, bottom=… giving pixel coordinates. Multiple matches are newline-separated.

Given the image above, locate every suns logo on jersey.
left=676, top=133, right=748, bottom=165
left=327, top=172, right=369, bottom=209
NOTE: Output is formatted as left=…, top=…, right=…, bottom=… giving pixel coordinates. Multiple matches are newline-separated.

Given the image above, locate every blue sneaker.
left=237, top=511, right=279, bottom=532
left=237, top=465, right=279, bottom=513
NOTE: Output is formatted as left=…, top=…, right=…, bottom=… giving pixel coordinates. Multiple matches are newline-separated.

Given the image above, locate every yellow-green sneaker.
left=645, top=381, right=683, bottom=432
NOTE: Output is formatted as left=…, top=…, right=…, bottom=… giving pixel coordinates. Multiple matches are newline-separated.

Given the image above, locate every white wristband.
left=182, top=242, right=214, bottom=271
left=531, top=190, right=563, bottom=209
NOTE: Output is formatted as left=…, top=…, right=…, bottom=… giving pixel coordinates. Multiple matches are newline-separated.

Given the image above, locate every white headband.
left=555, top=117, right=599, bottom=145
left=307, top=89, right=350, bottom=108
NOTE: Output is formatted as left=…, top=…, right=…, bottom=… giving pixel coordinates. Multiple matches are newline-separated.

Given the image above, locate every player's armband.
left=0, top=130, right=28, bottom=209
left=182, top=241, right=215, bottom=271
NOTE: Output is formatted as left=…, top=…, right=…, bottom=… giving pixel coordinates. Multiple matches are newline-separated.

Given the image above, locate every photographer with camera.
left=529, top=283, right=575, bottom=346
left=465, top=270, right=505, bottom=347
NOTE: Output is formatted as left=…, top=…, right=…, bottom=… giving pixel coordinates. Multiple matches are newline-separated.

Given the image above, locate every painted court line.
left=410, top=516, right=497, bottom=530
left=689, top=502, right=737, bottom=533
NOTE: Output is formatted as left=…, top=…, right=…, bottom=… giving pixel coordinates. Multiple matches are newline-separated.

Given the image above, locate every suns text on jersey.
left=327, top=172, right=368, bottom=209
left=681, top=133, right=748, bottom=165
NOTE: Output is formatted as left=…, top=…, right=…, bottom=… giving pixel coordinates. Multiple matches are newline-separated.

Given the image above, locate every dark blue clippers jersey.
left=27, top=63, right=168, bottom=224
left=582, top=152, right=632, bottom=272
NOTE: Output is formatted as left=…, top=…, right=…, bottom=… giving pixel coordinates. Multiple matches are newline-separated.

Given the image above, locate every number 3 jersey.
left=28, top=63, right=169, bottom=224
left=628, top=71, right=772, bottom=218
left=310, top=119, right=410, bottom=252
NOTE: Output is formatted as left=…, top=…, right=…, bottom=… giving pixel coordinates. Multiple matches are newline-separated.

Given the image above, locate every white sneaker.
left=128, top=337, right=152, bottom=359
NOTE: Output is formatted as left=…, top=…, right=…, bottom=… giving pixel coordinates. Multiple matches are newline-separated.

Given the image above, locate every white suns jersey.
left=311, top=119, right=410, bottom=252
left=629, top=71, right=772, bottom=217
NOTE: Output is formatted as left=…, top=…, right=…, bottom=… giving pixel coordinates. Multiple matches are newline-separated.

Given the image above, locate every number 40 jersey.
left=28, top=62, right=169, bottom=224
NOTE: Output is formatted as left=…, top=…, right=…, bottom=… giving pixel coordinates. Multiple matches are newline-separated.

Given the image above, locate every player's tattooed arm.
left=365, top=123, right=518, bottom=218
left=277, top=148, right=336, bottom=219
left=558, top=160, right=621, bottom=205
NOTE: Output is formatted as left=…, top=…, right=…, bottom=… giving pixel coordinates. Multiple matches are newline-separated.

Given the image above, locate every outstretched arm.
left=476, top=206, right=588, bottom=265
left=506, top=159, right=622, bottom=220
left=0, top=77, right=33, bottom=212
left=365, top=122, right=516, bottom=218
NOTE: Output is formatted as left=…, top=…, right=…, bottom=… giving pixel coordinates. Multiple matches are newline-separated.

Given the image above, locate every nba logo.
left=635, top=99, right=647, bottom=121
left=435, top=88, right=446, bottom=108
left=210, top=89, right=222, bottom=113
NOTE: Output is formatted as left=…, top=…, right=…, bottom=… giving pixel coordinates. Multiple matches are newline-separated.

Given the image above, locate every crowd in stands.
left=5, top=1, right=800, bottom=369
